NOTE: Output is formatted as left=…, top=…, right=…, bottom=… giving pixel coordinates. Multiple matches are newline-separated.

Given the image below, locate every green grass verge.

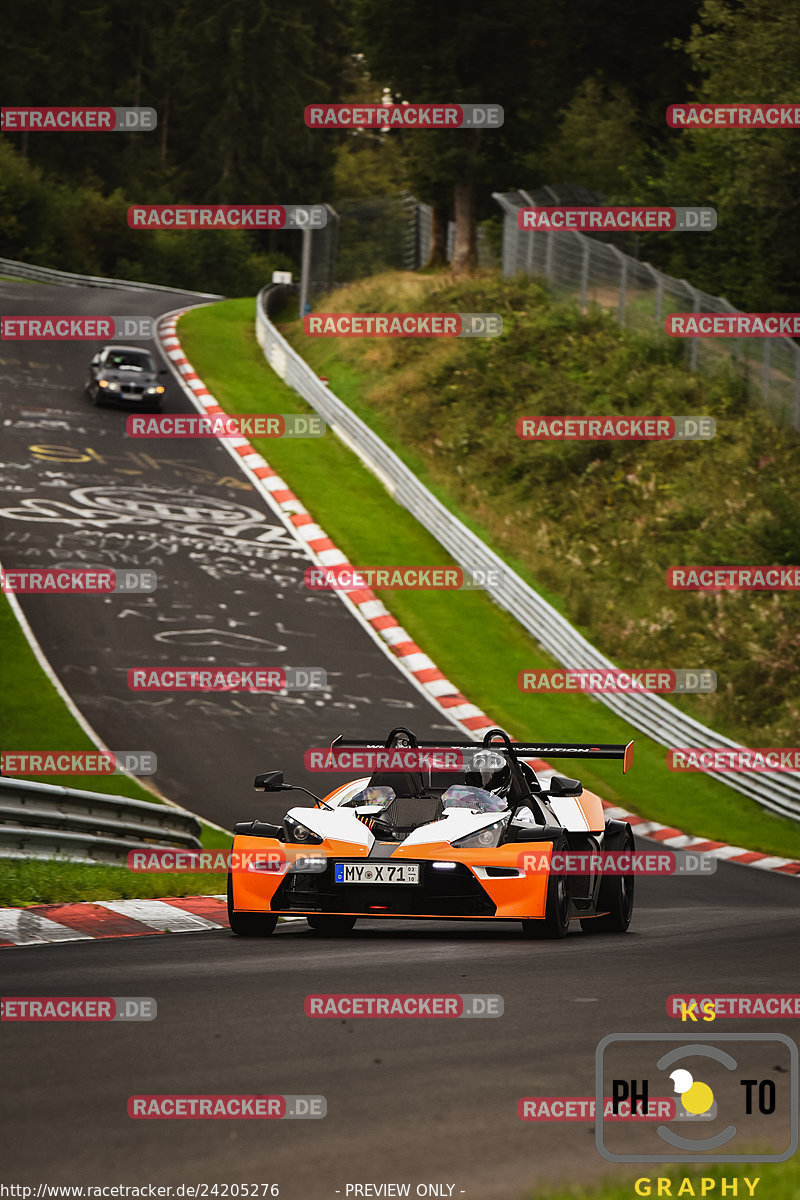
left=285, top=275, right=800, bottom=747
left=0, top=859, right=229, bottom=908
left=0, top=592, right=231, bottom=906
left=176, top=297, right=800, bottom=861
left=522, top=1159, right=796, bottom=1200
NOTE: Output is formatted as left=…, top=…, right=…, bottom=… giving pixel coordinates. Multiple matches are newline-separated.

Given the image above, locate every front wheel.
left=581, top=826, right=635, bottom=934
left=227, top=873, right=278, bottom=937
left=521, top=836, right=571, bottom=940
left=307, top=915, right=357, bottom=936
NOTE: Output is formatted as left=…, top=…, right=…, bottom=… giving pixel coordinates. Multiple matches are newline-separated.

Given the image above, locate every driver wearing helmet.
left=466, top=749, right=540, bottom=823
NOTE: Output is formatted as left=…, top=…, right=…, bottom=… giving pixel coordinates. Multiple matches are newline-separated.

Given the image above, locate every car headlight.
left=104, top=380, right=120, bottom=391
left=451, top=819, right=506, bottom=849
left=283, top=816, right=323, bottom=845
left=145, top=386, right=165, bottom=395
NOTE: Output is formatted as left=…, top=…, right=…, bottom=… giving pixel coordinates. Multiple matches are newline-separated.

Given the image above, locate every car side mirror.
left=91, top=355, right=101, bottom=366
left=253, top=770, right=289, bottom=792
left=547, top=775, right=583, bottom=797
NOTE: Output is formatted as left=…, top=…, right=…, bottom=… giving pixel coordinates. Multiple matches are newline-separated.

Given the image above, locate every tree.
left=641, top=0, right=800, bottom=309
left=355, top=0, right=701, bottom=275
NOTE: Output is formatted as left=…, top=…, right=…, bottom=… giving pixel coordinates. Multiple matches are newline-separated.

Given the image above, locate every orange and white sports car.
left=227, top=727, right=635, bottom=940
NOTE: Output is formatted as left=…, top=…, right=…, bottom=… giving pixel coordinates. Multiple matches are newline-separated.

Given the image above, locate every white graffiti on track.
left=152, top=628, right=288, bottom=653
left=0, top=483, right=299, bottom=539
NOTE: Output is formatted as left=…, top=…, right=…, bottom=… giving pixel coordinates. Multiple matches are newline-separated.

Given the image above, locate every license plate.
left=334, top=862, right=420, bottom=885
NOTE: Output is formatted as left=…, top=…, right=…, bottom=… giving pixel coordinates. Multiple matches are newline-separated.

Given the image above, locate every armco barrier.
left=255, top=284, right=800, bottom=823
left=0, top=776, right=203, bottom=864
left=0, top=255, right=223, bottom=300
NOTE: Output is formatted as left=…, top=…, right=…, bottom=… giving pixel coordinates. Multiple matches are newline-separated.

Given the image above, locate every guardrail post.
left=578, top=234, right=590, bottom=312
left=761, top=337, right=772, bottom=402
left=298, top=227, right=312, bottom=320
left=680, top=279, right=701, bottom=371
left=608, top=246, right=627, bottom=327
left=642, top=262, right=663, bottom=324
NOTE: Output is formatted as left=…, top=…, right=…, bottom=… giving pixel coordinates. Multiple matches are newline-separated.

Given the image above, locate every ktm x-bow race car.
left=227, top=727, right=635, bottom=939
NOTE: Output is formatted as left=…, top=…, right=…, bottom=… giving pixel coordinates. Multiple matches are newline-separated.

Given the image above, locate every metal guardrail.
left=0, top=777, right=203, bottom=864
left=255, top=284, right=800, bottom=823
left=0, top=255, right=224, bottom=300
left=492, top=189, right=800, bottom=430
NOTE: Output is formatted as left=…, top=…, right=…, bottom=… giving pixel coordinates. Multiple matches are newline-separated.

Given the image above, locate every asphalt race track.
left=0, top=281, right=462, bottom=824
left=2, top=867, right=798, bottom=1198
left=1, top=281, right=798, bottom=1198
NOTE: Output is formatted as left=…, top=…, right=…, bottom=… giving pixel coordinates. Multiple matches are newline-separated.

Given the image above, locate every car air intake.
left=382, top=795, right=443, bottom=832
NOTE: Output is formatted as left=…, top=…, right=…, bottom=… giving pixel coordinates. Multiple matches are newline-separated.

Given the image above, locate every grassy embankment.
left=176, top=286, right=800, bottom=862
left=0, top=594, right=230, bottom=906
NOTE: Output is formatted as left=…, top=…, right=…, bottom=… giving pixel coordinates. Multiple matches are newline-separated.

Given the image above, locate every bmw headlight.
left=283, top=815, right=323, bottom=845
left=145, top=386, right=165, bottom=395
left=98, top=378, right=120, bottom=391
left=452, top=819, right=506, bottom=849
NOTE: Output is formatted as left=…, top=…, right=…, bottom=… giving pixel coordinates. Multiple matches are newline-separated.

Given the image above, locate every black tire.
left=581, top=825, right=635, bottom=934
left=226, top=872, right=278, bottom=937
left=306, top=915, right=357, bottom=936
left=521, top=835, right=571, bottom=939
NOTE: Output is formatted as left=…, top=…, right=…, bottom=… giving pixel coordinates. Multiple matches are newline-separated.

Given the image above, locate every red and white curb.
left=0, top=896, right=230, bottom=948
left=153, top=312, right=800, bottom=882
left=600, top=805, right=800, bottom=875
left=157, top=310, right=499, bottom=742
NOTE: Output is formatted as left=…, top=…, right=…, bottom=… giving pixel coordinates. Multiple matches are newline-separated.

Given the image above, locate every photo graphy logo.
left=595, top=1033, right=798, bottom=1163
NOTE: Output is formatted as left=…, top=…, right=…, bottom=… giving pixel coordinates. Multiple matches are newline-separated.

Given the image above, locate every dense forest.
left=1, top=0, right=798, bottom=307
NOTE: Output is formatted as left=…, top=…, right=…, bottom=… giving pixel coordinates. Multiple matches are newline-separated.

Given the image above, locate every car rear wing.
left=331, top=731, right=634, bottom=774
left=511, top=742, right=634, bottom=774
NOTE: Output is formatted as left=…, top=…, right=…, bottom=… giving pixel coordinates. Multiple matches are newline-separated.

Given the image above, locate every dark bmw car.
left=86, top=344, right=168, bottom=411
